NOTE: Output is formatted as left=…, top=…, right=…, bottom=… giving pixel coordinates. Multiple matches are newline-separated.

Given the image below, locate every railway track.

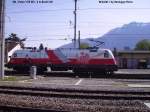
left=0, top=105, right=68, bottom=112
left=0, top=86, right=149, bottom=112
left=0, top=85, right=150, bottom=100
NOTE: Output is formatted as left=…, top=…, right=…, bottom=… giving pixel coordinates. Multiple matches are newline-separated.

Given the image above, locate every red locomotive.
left=6, top=47, right=118, bottom=74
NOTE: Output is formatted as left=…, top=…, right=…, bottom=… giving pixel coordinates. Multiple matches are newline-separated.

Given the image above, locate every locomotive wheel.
left=13, top=67, right=30, bottom=73
left=105, top=71, right=114, bottom=75
left=37, top=67, right=47, bottom=74
left=73, top=69, right=79, bottom=75
left=37, top=69, right=44, bottom=74
left=73, top=69, right=89, bottom=76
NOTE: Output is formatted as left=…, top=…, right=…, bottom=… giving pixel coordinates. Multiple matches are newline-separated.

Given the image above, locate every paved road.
left=2, top=69, right=150, bottom=90
left=1, top=75, right=150, bottom=89
left=116, top=69, right=150, bottom=74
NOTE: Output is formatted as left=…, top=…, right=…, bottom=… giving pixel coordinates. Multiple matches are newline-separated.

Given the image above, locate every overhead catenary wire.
left=5, top=1, right=150, bottom=44
left=17, top=33, right=150, bottom=42
left=6, top=7, right=150, bottom=14
left=26, top=38, right=70, bottom=41
left=5, top=20, right=141, bottom=24
left=23, top=33, right=150, bottom=37
left=5, top=33, right=150, bottom=38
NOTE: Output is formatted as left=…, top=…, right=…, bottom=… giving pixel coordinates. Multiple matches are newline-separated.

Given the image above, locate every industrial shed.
left=117, top=51, right=150, bottom=69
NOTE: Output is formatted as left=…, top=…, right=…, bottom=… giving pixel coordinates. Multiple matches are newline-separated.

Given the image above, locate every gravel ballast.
left=0, top=94, right=149, bottom=112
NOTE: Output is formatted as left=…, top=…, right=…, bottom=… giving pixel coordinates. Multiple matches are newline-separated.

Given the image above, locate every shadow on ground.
left=5, top=70, right=150, bottom=79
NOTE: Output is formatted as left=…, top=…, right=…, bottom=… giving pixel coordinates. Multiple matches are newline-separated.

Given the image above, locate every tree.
left=79, top=43, right=90, bottom=49
left=5, top=33, right=26, bottom=47
left=135, top=39, right=150, bottom=50
left=39, top=43, right=44, bottom=50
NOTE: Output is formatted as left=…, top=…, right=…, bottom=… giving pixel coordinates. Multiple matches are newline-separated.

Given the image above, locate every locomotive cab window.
left=104, top=50, right=109, bottom=58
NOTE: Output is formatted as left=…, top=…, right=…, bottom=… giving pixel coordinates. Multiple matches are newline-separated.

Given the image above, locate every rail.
left=0, top=85, right=150, bottom=100
left=0, top=105, right=68, bottom=112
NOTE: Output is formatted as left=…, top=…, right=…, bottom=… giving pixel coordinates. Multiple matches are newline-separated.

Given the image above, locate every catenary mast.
left=74, top=0, right=77, bottom=48
left=0, top=0, right=5, bottom=79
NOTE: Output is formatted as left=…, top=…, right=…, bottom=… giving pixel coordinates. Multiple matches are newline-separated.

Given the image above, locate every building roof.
left=118, top=50, right=150, bottom=54
left=5, top=41, right=19, bottom=52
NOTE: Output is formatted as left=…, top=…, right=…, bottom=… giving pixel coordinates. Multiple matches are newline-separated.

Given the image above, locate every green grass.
left=0, top=76, right=18, bottom=81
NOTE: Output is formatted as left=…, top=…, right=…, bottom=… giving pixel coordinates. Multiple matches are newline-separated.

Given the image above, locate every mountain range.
left=60, top=22, right=150, bottom=50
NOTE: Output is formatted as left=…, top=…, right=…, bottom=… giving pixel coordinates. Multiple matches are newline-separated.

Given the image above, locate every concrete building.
left=117, top=51, right=150, bottom=69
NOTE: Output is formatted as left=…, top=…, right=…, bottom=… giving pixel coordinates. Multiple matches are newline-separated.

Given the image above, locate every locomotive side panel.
left=6, top=48, right=118, bottom=74
left=6, top=49, right=50, bottom=72
left=60, top=48, right=118, bottom=73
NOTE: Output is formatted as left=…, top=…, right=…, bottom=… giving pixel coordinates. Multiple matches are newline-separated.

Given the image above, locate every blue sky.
left=5, top=0, right=150, bottom=48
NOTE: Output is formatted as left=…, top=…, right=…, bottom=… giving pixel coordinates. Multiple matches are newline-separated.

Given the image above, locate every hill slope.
left=60, top=22, right=150, bottom=50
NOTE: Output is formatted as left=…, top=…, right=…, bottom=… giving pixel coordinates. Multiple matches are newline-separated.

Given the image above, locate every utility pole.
left=78, top=30, right=80, bottom=49
left=0, top=0, right=5, bottom=79
left=74, top=0, right=77, bottom=48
